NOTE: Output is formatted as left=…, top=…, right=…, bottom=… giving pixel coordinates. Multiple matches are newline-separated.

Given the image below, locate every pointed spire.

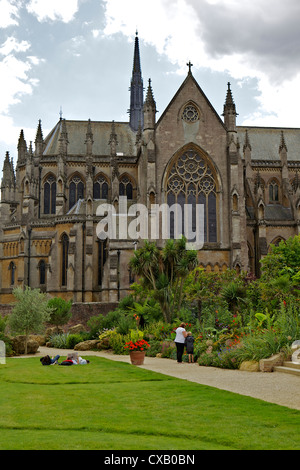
left=143, top=78, right=157, bottom=131
left=133, top=30, right=141, bottom=74
left=58, top=119, right=69, bottom=155
left=144, top=78, right=156, bottom=109
left=35, top=120, right=44, bottom=155
left=243, top=130, right=252, bottom=152
left=17, top=129, right=27, bottom=164
left=279, top=130, right=288, bottom=153
left=35, top=119, right=43, bottom=143
left=223, top=82, right=238, bottom=135
left=224, top=82, right=237, bottom=114
left=2, top=151, right=15, bottom=187
left=108, top=120, right=118, bottom=156
left=129, top=31, right=144, bottom=131
left=85, top=118, right=94, bottom=155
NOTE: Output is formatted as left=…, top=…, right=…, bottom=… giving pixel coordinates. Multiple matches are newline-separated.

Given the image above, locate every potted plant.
left=124, top=329, right=150, bottom=365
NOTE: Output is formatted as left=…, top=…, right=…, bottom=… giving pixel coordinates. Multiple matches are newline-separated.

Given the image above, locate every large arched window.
left=44, top=175, right=56, bottom=214
left=166, top=148, right=218, bottom=243
left=93, top=174, right=109, bottom=200
left=69, top=175, right=84, bottom=209
left=61, top=234, right=69, bottom=286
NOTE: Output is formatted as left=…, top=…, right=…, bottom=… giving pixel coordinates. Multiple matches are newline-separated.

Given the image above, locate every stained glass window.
left=119, top=176, right=133, bottom=199
left=166, top=149, right=217, bottom=243
left=44, top=176, right=56, bottom=214
left=93, top=175, right=109, bottom=199
left=182, top=105, right=199, bottom=123
left=69, top=176, right=85, bottom=209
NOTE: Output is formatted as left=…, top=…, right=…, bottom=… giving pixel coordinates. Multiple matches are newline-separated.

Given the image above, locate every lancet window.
left=269, top=179, right=279, bottom=203
left=119, top=175, right=133, bottom=200
left=69, top=176, right=84, bottom=209
left=61, top=234, right=69, bottom=287
left=44, top=175, right=56, bottom=214
left=93, top=174, right=109, bottom=200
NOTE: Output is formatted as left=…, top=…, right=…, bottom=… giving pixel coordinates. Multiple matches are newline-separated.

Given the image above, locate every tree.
left=47, top=297, right=72, bottom=332
left=259, top=235, right=300, bottom=306
left=185, top=269, right=219, bottom=321
left=260, top=235, right=300, bottom=281
left=129, top=238, right=198, bottom=323
left=9, top=286, right=52, bottom=354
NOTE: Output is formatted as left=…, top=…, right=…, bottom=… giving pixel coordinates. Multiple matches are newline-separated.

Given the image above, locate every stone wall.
left=68, top=302, right=118, bottom=328
left=259, top=353, right=284, bottom=372
left=0, top=302, right=119, bottom=330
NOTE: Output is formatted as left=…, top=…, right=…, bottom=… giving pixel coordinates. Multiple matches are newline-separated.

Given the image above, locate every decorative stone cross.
left=187, top=61, right=193, bottom=73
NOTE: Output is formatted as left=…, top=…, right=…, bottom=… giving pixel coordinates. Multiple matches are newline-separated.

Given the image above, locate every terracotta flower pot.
left=129, top=350, right=146, bottom=365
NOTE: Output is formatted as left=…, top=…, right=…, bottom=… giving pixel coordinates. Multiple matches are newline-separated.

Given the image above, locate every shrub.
left=198, top=351, right=220, bottom=367
left=109, top=332, right=129, bottom=355
left=48, top=333, right=69, bottom=349
left=47, top=297, right=72, bottom=332
left=66, top=334, right=83, bottom=349
left=146, top=340, right=162, bottom=357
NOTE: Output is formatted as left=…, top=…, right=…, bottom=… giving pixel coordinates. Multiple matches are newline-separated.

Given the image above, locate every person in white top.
left=174, top=322, right=187, bottom=363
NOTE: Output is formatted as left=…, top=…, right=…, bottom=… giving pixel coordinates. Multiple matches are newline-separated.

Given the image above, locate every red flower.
left=124, top=339, right=150, bottom=352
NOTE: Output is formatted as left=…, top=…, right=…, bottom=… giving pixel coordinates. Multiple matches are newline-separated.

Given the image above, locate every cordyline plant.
left=129, top=238, right=198, bottom=323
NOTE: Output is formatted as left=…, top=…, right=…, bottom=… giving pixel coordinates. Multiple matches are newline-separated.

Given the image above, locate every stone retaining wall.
left=259, top=353, right=284, bottom=372
left=0, top=302, right=118, bottom=330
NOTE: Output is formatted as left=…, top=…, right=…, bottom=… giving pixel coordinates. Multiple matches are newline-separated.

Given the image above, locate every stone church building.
left=1, top=34, right=300, bottom=305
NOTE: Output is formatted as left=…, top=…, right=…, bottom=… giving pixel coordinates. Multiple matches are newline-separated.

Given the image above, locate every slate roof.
left=237, top=126, right=300, bottom=162
left=246, top=205, right=293, bottom=221
left=43, top=119, right=137, bottom=157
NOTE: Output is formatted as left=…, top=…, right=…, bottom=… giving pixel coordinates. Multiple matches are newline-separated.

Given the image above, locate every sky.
left=0, top=0, right=300, bottom=171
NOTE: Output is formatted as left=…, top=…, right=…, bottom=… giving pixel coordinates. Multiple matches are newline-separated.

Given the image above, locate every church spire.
left=143, top=78, right=157, bottom=131
left=223, top=82, right=238, bottom=135
left=129, top=31, right=144, bottom=131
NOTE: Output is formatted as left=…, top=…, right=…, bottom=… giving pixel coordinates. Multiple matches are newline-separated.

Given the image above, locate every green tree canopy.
left=9, top=286, right=52, bottom=354
left=47, top=297, right=72, bottom=332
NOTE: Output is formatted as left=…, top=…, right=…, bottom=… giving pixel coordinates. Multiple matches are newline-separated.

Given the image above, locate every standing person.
left=174, top=322, right=187, bottom=363
left=185, top=332, right=195, bottom=363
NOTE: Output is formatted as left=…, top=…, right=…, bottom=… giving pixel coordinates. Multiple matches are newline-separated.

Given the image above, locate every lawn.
left=0, top=356, right=299, bottom=450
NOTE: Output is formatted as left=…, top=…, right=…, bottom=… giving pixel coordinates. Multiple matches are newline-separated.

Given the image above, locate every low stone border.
left=259, top=353, right=285, bottom=372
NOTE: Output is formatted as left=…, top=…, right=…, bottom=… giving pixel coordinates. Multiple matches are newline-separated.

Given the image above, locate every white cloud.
left=103, top=0, right=201, bottom=66
left=0, top=36, right=30, bottom=55
left=0, top=0, right=20, bottom=28
left=26, top=0, right=79, bottom=23
left=0, top=36, right=40, bottom=114
left=103, top=0, right=300, bottom=127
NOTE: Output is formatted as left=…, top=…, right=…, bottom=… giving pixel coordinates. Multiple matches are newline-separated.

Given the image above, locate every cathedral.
left=1, top=33, right=300, bottom=305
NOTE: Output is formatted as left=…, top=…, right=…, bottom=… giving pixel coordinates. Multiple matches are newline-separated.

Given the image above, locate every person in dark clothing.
left=40, top=355, right=60, bottom=365
left=185, top=332, right=195, bottom=363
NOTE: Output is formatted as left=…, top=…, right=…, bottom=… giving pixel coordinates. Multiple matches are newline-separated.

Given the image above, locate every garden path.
left=15, top=346, right=300, bottom=412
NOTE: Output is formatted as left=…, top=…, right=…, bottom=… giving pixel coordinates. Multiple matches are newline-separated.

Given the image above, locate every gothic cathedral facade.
left=1, top=34, right=300, bottom=304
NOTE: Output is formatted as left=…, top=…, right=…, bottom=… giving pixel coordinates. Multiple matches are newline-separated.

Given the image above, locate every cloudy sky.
left=0, top=0, right=300, bottom=170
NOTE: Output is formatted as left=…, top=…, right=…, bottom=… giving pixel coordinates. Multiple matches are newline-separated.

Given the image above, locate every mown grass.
left=0, top=356, right=299, bottom=450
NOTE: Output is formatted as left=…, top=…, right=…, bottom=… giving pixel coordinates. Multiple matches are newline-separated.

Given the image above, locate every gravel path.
left=15, top=346, right=300, bottom=411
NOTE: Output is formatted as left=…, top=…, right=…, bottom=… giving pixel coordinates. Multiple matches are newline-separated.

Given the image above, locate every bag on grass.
left=59, top=360, right=74, bottom=366
left=40, top=355, right=51, bottom=366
